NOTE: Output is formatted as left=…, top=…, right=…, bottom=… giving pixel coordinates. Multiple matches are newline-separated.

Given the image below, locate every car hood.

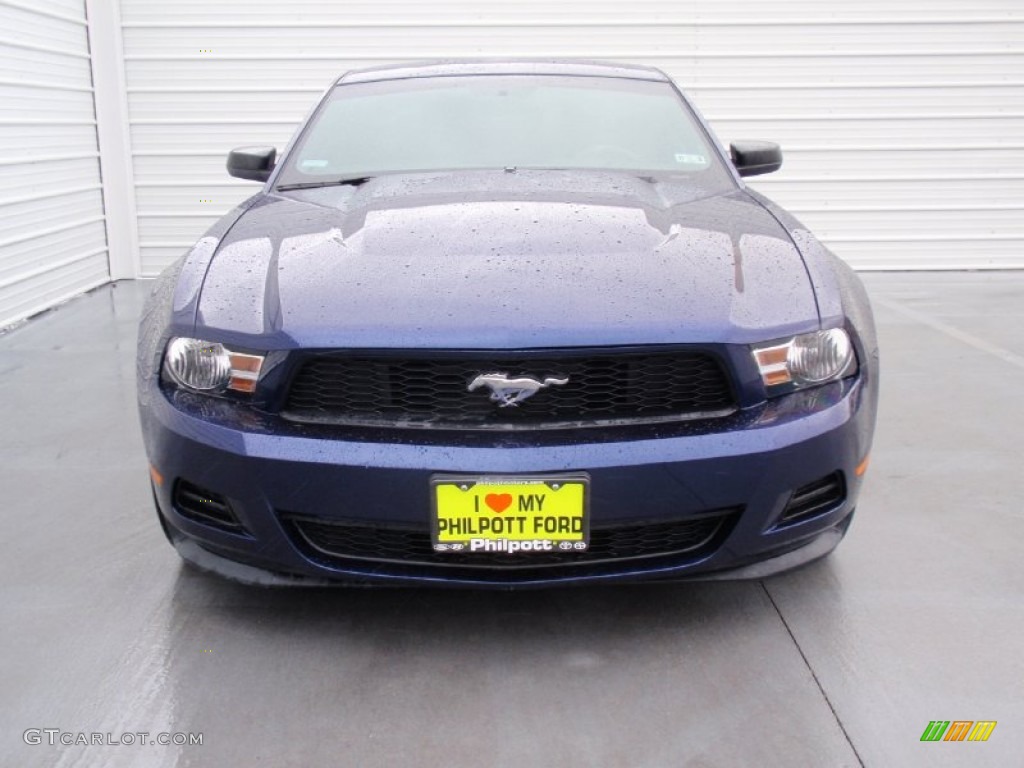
left=196, top=170, right=819, bottom=348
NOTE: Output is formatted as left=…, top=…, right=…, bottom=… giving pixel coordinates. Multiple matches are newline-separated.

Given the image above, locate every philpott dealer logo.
left=920, top=720, right=997, bottom=742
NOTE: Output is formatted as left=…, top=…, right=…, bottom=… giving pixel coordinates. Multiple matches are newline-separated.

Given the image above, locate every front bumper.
left=141, top=376, right=872, bottom=587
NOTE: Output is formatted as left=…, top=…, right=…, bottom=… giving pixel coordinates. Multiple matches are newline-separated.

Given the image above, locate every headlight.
left=164, top=337, right=264, bottom=394
left=753, top=329, right=855, bottom=393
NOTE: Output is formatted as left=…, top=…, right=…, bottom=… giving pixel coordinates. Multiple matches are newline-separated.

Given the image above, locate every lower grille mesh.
left=283, top=510, right=738, bottom=569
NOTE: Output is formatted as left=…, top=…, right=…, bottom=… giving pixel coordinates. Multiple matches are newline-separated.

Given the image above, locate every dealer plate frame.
left=430, top=473, right=591, bottom=555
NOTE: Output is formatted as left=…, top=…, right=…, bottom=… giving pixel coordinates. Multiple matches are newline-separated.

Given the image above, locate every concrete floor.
left=1, top=273, right=1021, bottom=768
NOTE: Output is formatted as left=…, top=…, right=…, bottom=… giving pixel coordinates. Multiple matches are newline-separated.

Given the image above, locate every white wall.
left=117, top=0, right=1024, bottom=275
left=2, top=0, right=1022, bottom=326
left=0, top=0, right=109, bottom=328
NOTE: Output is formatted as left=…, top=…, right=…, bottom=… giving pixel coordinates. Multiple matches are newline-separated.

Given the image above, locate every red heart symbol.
left=485, top=493, right=513, bottom=514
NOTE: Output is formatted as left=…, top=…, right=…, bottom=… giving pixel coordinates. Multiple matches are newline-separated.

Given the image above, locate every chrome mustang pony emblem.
left=467, top=373, right=569, bottom=408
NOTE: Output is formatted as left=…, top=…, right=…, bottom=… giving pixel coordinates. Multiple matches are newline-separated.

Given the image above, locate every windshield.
left=275, top=75, right=732, bottom=186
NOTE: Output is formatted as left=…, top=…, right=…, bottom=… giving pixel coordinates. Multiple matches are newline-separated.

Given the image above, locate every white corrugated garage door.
left=118, top=0, right=1024, bottom=276
left=61, top=1, right=1024, bottom=278
left=0, top=0, right=109, bottom=328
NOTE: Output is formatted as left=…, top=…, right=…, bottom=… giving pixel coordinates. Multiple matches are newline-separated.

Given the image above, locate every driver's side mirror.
left=730, top=141, right=782, bottom=177
left=227, top=146, right=277, bottom=182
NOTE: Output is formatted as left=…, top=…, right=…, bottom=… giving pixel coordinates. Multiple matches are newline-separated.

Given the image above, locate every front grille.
left=282, top=510, right=738, bottom=570
left=282, top=350, right=736, bottom=429
left=172, top=479, right=245, bottom=533
left=779, top=472, right=846, bottom=524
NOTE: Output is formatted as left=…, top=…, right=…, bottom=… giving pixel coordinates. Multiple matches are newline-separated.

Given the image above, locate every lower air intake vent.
left=779, top=472, right=846, bottom=524
left=173, top=480, right=245, bottom=533
left=281, top=509, right=738, bottom=570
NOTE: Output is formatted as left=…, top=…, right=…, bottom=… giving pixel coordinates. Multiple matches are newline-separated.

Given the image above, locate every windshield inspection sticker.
left=299, top=159, right=329, bottom=170
left=674, top=153, right=707, bottom=165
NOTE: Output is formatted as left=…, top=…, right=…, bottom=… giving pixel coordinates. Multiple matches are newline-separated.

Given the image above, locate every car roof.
left=336, top=59, right=670, bottom=85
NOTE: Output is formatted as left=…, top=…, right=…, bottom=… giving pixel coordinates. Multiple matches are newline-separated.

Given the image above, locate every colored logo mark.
left=920, top=721, right=997, bottom=742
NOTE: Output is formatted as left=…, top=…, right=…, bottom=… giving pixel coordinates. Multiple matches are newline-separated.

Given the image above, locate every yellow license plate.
left=431, top=475, right=589, bottom=554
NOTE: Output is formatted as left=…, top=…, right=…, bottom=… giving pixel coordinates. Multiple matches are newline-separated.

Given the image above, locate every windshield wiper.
left=276, top=176, right=374, bottom=191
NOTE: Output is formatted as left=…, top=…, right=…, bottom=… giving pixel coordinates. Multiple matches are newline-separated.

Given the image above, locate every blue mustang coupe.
left=137, top=60, right=878, bottom=587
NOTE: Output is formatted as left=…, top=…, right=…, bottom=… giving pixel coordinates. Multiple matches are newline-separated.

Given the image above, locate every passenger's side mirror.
left=227, top=146, right=277, bottom=182
left=730, top=141, right=782, bottom=177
